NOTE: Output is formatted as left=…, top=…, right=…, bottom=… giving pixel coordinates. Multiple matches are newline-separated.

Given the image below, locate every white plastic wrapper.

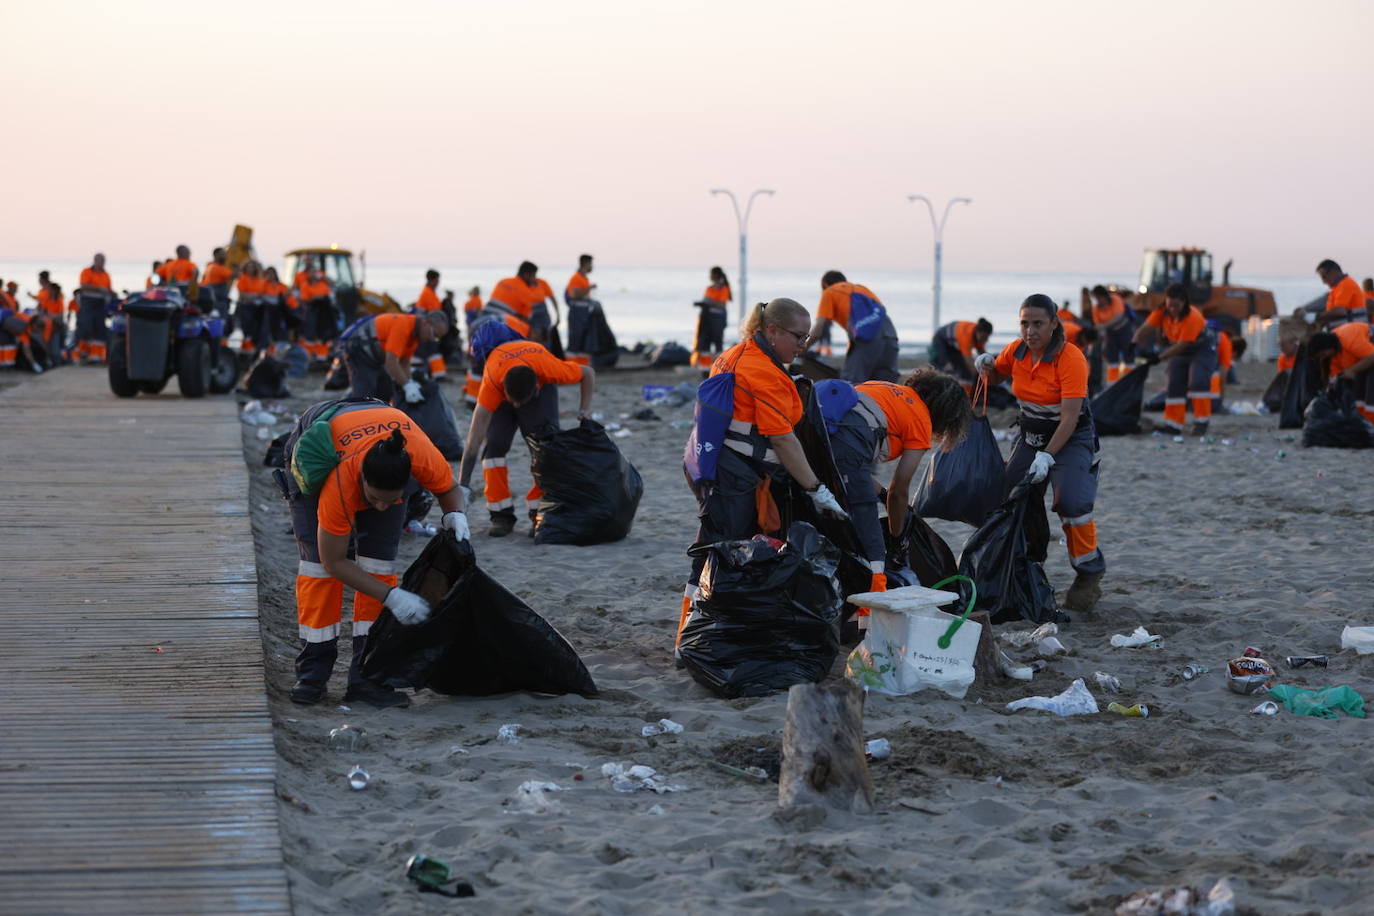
left=1006, top=678, right=1099, bottom=716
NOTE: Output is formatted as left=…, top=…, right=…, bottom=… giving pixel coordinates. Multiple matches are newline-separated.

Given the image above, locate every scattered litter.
left=327, top=725, right=366, bottom=751
left=864, top=738, right=891, bottom=760
left=601, top=762, right=686, bottom=793
left=1172, top=435, right=1184, bottom=443
left=1106, top=702, right=1149, bottom=718
left=1285, top=655, right=1328, bottom=669
left=630, top=407, right=661, bottom=421
left=1226, top=657, right=1276, bottom=695
left=510, top=780, right=564, bottom=814
left=660, top=382, right=698, bottom=407
left=1001, top=622, right=1058, bottom=649
left=1111, top=626, right=1164, bottom=649
left=707, top=760, right=768, bottom=783
left=496, top=724, right=523, bottom=744
left=590, top=412, right=605, bottom=421
left=338, top=705, right=351, bottom=712
left=647, top=804, right=666, bottom=815
left=153, top=646, right=164, bottom=654
left=256, top=427, right=273, bottom=440
left=1006, top=678, right=1099, bottom=716
left=999, top=649, right=1035, bottom=681
left=604, top=422, right=622, bottom=431
left=347, top=765, right=371, bottom=790
left=406, top=854, right=476, bottom=898
left=403, top=519, right=438, bottom=537
left=612, top=428, right=633, bottom=438
left=1340, top=626, right=1374, bottom=655
left=1267, top=684, right=1366, bottom=719
left=1250, top=701, right=1279, bottom=716
left=1228, top=400, right=1261, bottom=416
left=1037, top=636, right=1067, bottom=657
left=1114, top=877, right=1234, bottom=916
left=1181, top=663, right=1209, bottom=680
left=240, top=400, right=278, bottom=426
left=641, top=384, right=674, bottom=403
left=640, top=718, right=684, bottom=737
left=447, top=745, right=470, bottom=757
left=669, top=420, right=693, bottom=429
left=1093, top=671, right=1122, bottom=693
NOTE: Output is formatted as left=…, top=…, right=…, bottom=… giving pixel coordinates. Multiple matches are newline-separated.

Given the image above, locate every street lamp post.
left=711, top=188, right=775, bottom=328
left=907, top=195, right=972, bottom=333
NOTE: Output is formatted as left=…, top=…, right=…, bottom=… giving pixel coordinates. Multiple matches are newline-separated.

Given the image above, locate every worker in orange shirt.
left=2, top=280, right=19, bottom=310
left=457, top=338, right=595, bottom=538
left=1313, top=259, right=1370, bottom=327
left=691, top=266, right=731, bottom=369
left=678, top=298, right=848, bottom=650
left=27, top=270, right=54, bottom=313
left=74, top=252, right=115, bottom=363
left=977, top=294, right=1103, bottom=612
left=1306, top=323, right=1374, bottom=423
left=260, top=267, right=296, bottom=353
left=297, top=261, right=336, bottom=362
left=235, top=261, right=266, bottom=354
left=1363, top=277, right=1374, bottom=306
left=463, top=286, right=482, bottom=328
left=200, top=247, right=235, bottom=317
left=282, top=401, right=469, bottom=707
left=412, top=268, right=448, bottom=379
left=930, top=318, right=993, bottom=391
left=808, top=270, right=900, bottom=383
left=1086, top=285, right=1135, bottom=383
left=480, top=263, right=537, bottom=338
left=1131, top=283, right=1218, bottom=435
left=1208, top=321, right=1235, bottom=409
left=564, top=254, right=598, bottom=366
left=1, top=308, right=40, bottom=371
left=814, top=370, right=972, bottom=619
left=38, top=281, right=68, bottom=358
left=340, top=310, right=450, bottom=403
left=157, top=245, right=198, bottom=287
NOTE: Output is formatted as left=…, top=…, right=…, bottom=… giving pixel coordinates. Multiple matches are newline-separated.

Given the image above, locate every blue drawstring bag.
left=684, top=372, right=736, bottom=483
left=848, top=291, right=887, bottom=342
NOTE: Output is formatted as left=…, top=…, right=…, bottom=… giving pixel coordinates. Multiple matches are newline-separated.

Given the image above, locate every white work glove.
left=383, top=587, right=431, bottom=625
left=459, top=485, right=472, bottom=507
left=1027, top=450, right=1055, bottom=484
left=402, top=379, right=424, bottom=404
left=441, top=510, right=470, bottom=542
left=974, top=352, right=997, bottom=375
left=807, top=483, right=850, bottom=521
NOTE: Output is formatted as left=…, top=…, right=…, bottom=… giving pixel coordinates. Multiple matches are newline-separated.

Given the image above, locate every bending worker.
left=1085, top=285, right=1135, bottom=384
left=815, top=369, right=972, bottom=606
left=929, top=318, right=993, bottom=391
left=691, top=266, right=731, bottom=369
left=679, top=298, right=848, bottom=649
left=1131, top=283, right=1218, bottom=435
left=284, top=401, right=469, bottom=708
left=1306, top=324, right=1374, bottom=423
left=458, top=336, right=594, bottom=538
left=976, top=293, right=1104, bottom=613
left=809, top=270, right=900, bottom=383
left=342, top=309, right=450, bottom=404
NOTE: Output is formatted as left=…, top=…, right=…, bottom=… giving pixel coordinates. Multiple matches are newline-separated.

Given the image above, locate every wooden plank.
left=0, top=372, right=291, bottom=914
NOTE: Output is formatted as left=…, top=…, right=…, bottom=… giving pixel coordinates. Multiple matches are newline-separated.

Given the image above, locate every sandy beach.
left=238, top=358, right=1373, bottom=915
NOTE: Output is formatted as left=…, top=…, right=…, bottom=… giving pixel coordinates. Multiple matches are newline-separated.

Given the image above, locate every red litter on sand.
left=154, top=646, right=164, bottom=653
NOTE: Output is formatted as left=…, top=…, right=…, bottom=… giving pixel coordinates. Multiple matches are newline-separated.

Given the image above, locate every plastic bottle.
left=327, top=724, right=366, bottom=751
left=1093, top=671, right=1122, bottom=693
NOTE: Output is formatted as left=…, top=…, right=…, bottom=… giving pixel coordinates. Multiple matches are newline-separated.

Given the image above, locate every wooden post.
left=778, top=680, right=874, bottom=814
left=969, top=611, right=999, bottom=684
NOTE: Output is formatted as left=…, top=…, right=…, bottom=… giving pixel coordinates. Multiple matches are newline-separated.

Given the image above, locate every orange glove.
left=856, top=572, right=887, bottom=626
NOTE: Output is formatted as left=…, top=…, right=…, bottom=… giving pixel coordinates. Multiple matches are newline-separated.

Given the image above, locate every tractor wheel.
left=108, top=335, right=138, bottom=398
left=209, top=343, right=238, bottom=394
left=177, top=339, right=211, bottom=398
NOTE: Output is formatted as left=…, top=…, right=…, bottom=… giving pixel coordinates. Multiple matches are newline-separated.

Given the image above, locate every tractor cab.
left=283, top=247, right=399, bottom=323
left=1139, top=248, right=1212, bottom=308
left=1133, top=246, right=1275, bottom=335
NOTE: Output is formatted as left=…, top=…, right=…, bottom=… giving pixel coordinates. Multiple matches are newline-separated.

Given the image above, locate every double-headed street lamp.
left=711, top=188, right=775, bottom=327
left=907, top=195, right=972, bottom=333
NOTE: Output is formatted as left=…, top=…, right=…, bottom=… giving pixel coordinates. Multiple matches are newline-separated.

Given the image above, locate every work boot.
left=487, top=513, right=516, bottom=538
left=290, top=680, right=326, bottom=705
left=343, top=680, right=411, bottom=709
left=1191, top=421, right=1210, bottom=436
left=1064, top=573, right=1103, bottom=613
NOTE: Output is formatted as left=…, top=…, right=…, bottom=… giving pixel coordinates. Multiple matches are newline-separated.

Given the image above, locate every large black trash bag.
left=1302, top=383, right=1374, bottom=448
left=908, top=515, right=958, bottom=587
left=912, top=415, right=1005, bottom=526
left=529, top=419, right=643, bottom=545
left=323, top=355, right=349, bottom=391
left=1279, top=346, right=1321, bottom=429
left=1090, top=364, right=1150, bottom=435
left=956, top=480, right=1062, bottom=626
left=360, top=534, right=597, bottom=697
left=243, top=352, right=290, bottom=399
left=400, top=379, right=464, bottom=461
left=679, top=522, right=843, bottom=698
left=1261, top=369, right=1287, bottom=414
left=584, top=305, right=620, bottom=368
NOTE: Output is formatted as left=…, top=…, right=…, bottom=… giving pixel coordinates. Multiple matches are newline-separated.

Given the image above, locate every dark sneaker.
left=343, top=680, right=411, bottom=709
left=289, top=680, right=326, bottom=705
left=1064, top=574, right=1103, bottom=613
left=1191, top=421, right=1210, bottom=436
left=487, top=514, right=516, bottom=538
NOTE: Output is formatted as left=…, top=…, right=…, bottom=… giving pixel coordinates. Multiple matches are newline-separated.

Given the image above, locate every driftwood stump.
left=969, top=611, right=1000, bottom=684
left=778, top=680, right=874, bottom=814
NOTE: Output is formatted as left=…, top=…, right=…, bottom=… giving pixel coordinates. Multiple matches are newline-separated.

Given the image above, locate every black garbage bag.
left=912, top=416, right=1005, bottom=526
left=243, top=353, right=290, bottom=399
left=529, top=419, right=643, bottom=545
left=985, top=382, right=1017, bottom=411
left=1302, top=383, right=1374, bottom=448
left=956, top=480, right=1062, bottom=626
left=649, top=342, right=692, bottom=367
left=1261, top=369, right=1288, bottom=414
left=264, top=431, right=289, bottom=468
left=405, top=487, right=435, bottom=524
left=908, top=515, right=958, bottom=587
left=584, top=305, right=620, bottom=368
left=360, top=533, right=597, bottom=697
left=1143, top=389, right=1166, bottom=412
left=323, top=354, right=349, bottom=391
left=679, top=522, right=843, bottom=698
left=1090, top=364, right=1150, bottom=435
left=400, top=379, right=464, bottom=461
left=1279, top=347, right=1321, bottom=429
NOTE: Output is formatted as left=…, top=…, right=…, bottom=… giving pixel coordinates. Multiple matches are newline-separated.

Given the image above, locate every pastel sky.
left=3, top=0, right=1370, bottom=275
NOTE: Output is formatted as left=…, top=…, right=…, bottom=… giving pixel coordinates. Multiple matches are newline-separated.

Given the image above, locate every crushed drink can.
left=1285, top=656, right=1328, bottom=669
left=1250, top=701, right=1279, bottom=716
left=1181, top=664, right=1209, bottom=680
left=1227, top=656, right=1276, bottom=695
left=1242, top=646, right=1265, bottom=659
left=1107, top=702, right=1148, bottom=718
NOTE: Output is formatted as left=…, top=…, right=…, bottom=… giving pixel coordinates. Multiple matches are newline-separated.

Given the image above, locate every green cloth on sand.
left=1267, top=685, right=1366, bottom=719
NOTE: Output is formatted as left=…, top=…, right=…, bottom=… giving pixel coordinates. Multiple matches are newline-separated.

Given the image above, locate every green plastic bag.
left=1267, top=684, right=1367, bottom=719
left=290, top=403, right=348, bottom=495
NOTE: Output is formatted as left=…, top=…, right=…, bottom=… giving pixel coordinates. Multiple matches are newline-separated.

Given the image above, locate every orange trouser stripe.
left=484, top=463, right=513, bottom=510
left=675, top=592, right=692, bottom=646
left=296, top=574, right=345, bottom=632
left=1210, top=372, right=1222, bottom=396
left=1106, top=365, right=1122, bottom=384
left=89, top=341, right=107, bottom=360
left=1163, top=402, right=1186, bottom=427
left=1064, top=520, right=1097, bottom=560
left=1192, top=397, right=1212, bottom=420
left=427, top=355, right=447, bottom=377
left=353, top=573, right=397, bottom=629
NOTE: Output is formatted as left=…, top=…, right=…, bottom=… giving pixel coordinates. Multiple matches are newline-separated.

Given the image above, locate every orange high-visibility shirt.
left=477, top=340, right=583, bottom=412
left=202, top=263, right=232, bottom=286
left=566, top=271, right=591, bottom=298
left=952, top=321, right=984, bottom=356
left=993, top=339, right=1090, bottom=406
left=1061, top=317, right=1084, bottom=350
left=41, top=290, right=64, bottom=317
left=1145, top=306, right=1206, bottom=344
left=416, top=286, right=442, bottom=312
left=372, top=313, right=422, bottom=360
left=79, top=268, right=112, bottom=291
left=703, top=283, right=731, bottom=305
left=489, top=277, right=537, bottom=318
left=817, top=282, right=881, bottom=335
left=237, top=274, right=266, bottom=296
left=856, top=381, right=932, bottom=460
left=464, top=294, right=482, bottom=315
left=1276, top=352, right=1296, bottom=373
left=1329, top=322, right=1374, bottom=378
left=1326, top=276, right=1366, bottom=314
left=711, top=337, right=803, bottom=436
left=1216, top=332, right=1233, bottom=370
left=534, top=278, right=554, bottom=302
left=315, top=406, right=454, bottom=537
left=1092, top=293, right=1126, bottom=327
left=299, top=277, right=331, bottom=300
left=158, top=258, right=198, bottom=283
left=262, top=280, right=292, bottom=303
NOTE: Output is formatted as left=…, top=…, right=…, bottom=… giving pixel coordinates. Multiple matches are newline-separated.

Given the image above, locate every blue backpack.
left=813, top=379, right=859, bottom=434
left=683, top=372, right=737, bottom=483
left=848, top=290, right=886, bottom=342
left=469, top=319, right=525, bottom=361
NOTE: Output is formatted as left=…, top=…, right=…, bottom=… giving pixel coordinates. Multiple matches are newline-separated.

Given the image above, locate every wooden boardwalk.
left=0, top=369, right=291, bottom=915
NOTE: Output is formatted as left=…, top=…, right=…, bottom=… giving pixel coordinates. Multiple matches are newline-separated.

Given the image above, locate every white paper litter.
left=1110, top=626, right=1164, bottom=648
left=1006, top=678, right=1099, bottom=716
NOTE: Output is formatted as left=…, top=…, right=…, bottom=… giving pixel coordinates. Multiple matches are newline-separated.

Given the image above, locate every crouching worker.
left=1131, top=283, right=1218, bottom=435
left=342, top=309, right=450, bottom=404
left=929, top=318, right=992, bottom=392
left=815, top=368, right=972, bottom=607
left=1307, top=323, right=1374, bottom=423
left=679, top=298, right=849, bottom=652
left=284, top=402, right=469, bottom=708
left=977, top=294, right=1104, bottom=612
left=458, top=337, right=595, bottom=537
